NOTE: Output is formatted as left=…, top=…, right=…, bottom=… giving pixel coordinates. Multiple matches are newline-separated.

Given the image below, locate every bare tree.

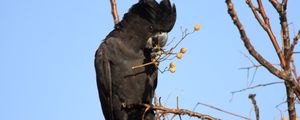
left=226, top=0, right=300, bottom=119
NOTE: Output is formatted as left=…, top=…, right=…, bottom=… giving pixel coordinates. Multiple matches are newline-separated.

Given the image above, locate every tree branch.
left=291, top=54, right=299, bottom=83
left=246, top=0, right=286, bottom=68
left=249, top=94, right=259, bottom=120
left=110, top=0, right=119, bottom=25
left=226, top=1, right=300, bottom=119
left=269, top=0, right=291, bottom=64
left=141, top=104, right=220, bottom=120
left=226, top=0, right=288, bottom=80
left=284, top=81, right=297, bottom=120
left=269, top=1, right=297, bottom=119
left=226, top=0, right=300, bottom=101
left=257, top=0, right=270, bottom=27
left=231, top=81, right=283, bottom=95
left=282, top=0, right=288, bottom=10
left=288, top=30, right=300, bottom=60
left=197, top=102, right=250, bottom=120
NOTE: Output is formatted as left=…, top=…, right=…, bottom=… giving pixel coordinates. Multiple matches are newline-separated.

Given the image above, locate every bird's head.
left=126, top=0, right=176, bottom=49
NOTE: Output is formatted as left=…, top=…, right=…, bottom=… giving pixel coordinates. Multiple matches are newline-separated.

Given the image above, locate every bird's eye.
left=149, top=25, right=153, bottom=31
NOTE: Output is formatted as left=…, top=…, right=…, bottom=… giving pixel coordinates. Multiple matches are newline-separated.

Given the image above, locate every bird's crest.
left=129, top=0, right=176, bottom=32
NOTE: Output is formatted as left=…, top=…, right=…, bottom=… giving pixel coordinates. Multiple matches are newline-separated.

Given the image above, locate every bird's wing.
left=95, top=43, right=114, bottom=120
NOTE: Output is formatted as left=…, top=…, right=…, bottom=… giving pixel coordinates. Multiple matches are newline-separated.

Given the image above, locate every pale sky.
left=1, top=0, right=300, bottom=120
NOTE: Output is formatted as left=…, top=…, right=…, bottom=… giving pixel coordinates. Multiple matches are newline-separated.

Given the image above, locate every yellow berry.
left=157, top=51, right=163, bottom=55
left=194, top=24, right=201, bottom=31
left=169, top=62, right=175, bottom=68
left=180, top=48, right=187, bottom=54
left=169, top=67, right=176, bottom=73
left=282, top=118, right=288, bottom=120
left=176, top=53, right=183, bottom=59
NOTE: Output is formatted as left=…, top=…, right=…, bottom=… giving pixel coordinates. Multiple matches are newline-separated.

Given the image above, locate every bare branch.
left=239, top=64, right=280, bottom=70
left=269, top=0, right=291, bottom=65
left=248, top=94, right=259, bottom=120
left=288, top=30, right=300, bottom=59
left=290, top=54, right=299, bottom=83
left=240, top=51, right=256, bottom=65
left=226, top=0, right=300, bottom=101
left=256, top=0, right=270, bottom=27
left=269, top=0, right=280, bottom=10
left=239, top=51, right=262, bottom=86
left=227, top=0, right=299, bottom=119
left=226, top=0, right=288, bottom=80
left=110, top=0, right=119, bottom=25
left=269, top=1, right=297, bottom=119
left=276, top=100, right=287, bottom=119
left=197, top=102, right=250, bottom=120
left=246, top=0, right=286, bottom=68
left=141, top=104, right=220, bottom=120
left=132, top=60, right=158, bottom=69
left=245, top=0, right=265, bottom=28
left=231, top=81, right=284, bottom=95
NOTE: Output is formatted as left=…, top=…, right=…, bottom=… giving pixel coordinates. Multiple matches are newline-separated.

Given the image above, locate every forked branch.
left=246, top=0, right=286, bottom=68
left=226, top=0, right=300, bottom=119
left=226, top=0, right=288, bottom=80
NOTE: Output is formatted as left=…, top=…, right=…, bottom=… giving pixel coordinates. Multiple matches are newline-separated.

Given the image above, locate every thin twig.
left=131, top=27, right=195, bottom=72
left=239, top=64, right=280, bottom=70
left=159, top=28, right=195, bottom=62
left=276, top=100, right=287, bottom=119
left=239, top=64, right=263, bottom=70
left=197, top=102, right=250, bottom=120
left=132, top=61, right=157, bottom=69
left=239, top=51, right=259, bottom=86
left=239, top=61, right=280, bottom=86
left=231, top=81, right=283, bottom=95
left=249, top=94, right=260, bottom=120
left=240, top=51, right=256, bottom=65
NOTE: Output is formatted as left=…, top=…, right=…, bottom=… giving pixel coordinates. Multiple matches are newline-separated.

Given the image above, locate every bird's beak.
left=146, top=32, right=168, bottom=49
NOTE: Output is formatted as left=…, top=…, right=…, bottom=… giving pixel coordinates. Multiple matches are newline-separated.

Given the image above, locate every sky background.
left=1, top=0, right=300, bottom=120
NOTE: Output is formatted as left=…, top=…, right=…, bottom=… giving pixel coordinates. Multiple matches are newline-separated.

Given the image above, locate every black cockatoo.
left=94, top=0, right=176, bottom=119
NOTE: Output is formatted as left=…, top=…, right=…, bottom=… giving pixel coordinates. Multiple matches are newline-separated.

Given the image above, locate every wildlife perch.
left=94, top=0, right=176, bottom=120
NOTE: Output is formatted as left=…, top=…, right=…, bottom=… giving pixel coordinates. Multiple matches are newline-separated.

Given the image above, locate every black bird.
left=94, top=0, right=176, bottom=119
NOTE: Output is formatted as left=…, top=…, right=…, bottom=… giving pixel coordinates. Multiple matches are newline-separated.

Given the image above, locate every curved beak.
left=146, top=32, right=168, bottom=49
